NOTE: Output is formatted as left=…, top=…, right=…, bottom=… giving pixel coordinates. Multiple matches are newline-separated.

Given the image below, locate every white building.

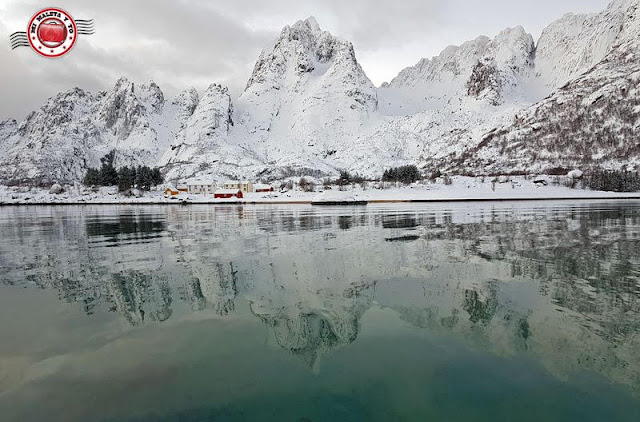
left=187, top=180, right=217, bottom=195
left=223, top=181, right=253, bottom=193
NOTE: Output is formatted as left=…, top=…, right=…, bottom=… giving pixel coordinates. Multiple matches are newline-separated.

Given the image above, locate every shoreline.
left=4, top=176, right=640, bottom=206
left=3, top=195, right=640, bottom=206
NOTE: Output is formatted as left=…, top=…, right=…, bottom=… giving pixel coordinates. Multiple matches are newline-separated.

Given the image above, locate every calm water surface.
left=1, top=202, right=640, bottom=421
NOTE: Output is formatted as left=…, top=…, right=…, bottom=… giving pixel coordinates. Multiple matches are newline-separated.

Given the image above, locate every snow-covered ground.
left=2, top=177, right=639, bottom=205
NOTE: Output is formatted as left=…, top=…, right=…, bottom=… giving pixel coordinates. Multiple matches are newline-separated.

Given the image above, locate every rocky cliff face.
left=160, top=84, right=263, bottom=182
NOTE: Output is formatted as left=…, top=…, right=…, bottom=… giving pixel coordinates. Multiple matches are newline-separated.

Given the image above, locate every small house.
left=254, top=183, right=274, bottom=193
left=177, top=185, right=188, bottom=193
left=164, top=187, right=179, bottom=197
left=187, top=180, right=216, bottom=195
left=223, top=181, right=253, bottom=193
left=214, top=189, right=243, bottom=199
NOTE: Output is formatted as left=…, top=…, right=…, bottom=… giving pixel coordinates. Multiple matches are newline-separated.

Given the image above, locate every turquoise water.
left=1, top=202, right=640, bottom=421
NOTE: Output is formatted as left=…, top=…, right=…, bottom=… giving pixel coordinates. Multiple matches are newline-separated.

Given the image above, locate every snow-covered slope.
left=536, top=0, right=639, bottom=90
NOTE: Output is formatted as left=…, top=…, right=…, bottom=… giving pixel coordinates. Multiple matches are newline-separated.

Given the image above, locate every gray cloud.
left=0, top=0, right=610, bottom=120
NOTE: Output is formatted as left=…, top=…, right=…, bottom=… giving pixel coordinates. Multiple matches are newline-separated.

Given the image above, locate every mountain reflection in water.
left=1, top=202, right=640, bottom=397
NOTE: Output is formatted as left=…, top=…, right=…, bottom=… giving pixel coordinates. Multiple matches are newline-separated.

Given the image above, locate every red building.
left=254, top=184, right=274, bottom=193
left=214, top=189, right=243, bottom=199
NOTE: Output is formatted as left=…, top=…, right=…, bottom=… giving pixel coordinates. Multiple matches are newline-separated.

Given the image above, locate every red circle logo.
left=27, top=8, right=77, bottom=58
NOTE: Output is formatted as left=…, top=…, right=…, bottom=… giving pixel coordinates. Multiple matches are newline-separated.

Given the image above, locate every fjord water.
left=1, top=203, right=640, bottom=421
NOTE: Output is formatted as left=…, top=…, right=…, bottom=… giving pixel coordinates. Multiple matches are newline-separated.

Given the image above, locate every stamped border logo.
left=9, top=7, right=94, bottom=58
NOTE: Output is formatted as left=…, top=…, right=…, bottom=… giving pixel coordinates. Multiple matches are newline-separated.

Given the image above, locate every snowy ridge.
left=383, top=26, right=535, bottom=112
left=1, top=0, right=639, bottom=184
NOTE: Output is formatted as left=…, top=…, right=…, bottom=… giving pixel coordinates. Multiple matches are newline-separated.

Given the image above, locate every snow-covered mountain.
left=1, top=0, right=639, bottom=184
left=0, top=77, right=196, bottom=183
left=339, top=25, right=539, bottom=176
left=231, top=17, right=378, bottom=175
left=442, top=0, right=640, bottom=174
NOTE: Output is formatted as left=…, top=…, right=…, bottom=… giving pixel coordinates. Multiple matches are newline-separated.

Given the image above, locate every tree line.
left=382, top=165, right=421, bottom=184
left=583, top=170, right=640, bottom=193
left=83, top=150, right=163, bottom=192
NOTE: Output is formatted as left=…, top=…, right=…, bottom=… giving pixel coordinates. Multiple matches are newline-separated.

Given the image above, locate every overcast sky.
left=0, top=0, right=610, bottom=120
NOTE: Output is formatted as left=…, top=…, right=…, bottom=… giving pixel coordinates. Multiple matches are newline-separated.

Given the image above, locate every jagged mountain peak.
left=490, top=26, right=534, bottom=59
left=171, top=87, right=200, bottom=121
left=291, top=16, right=322, bottom=33
left=388, top=35, right=490, bottom=89
left=160, top=81, right=262, bottom=182
left=244, top=16, right=366, bottom=93
left=204, top=83, right=229, bottom=95
left=98, top=79, right=145, bottom=138
left=234, top=16, right=377, bottom=169
left=112, top=76, right=134, bottom=93
left=138, top=80, right=165, bottom=111
left=174, top=86, right=199, bottom=101
left=164, top=82, right=233, bottom=153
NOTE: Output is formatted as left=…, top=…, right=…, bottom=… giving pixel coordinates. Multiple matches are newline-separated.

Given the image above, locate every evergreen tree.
left=338, top=170, right=352, bottom=186
left=82, top=150, right=164, bottom=190
left=382, top=165, right=421, bottom=184
left=135, top=166, right=154, bottom=191
left=151, top=168, right=164, bottom=187
left=117, top=166, right=136, bottom=192
left=83, top=168, right=100, bottom=186
left=98, top=150, right=118, bottom=186
left=584, top=170, right=640, bottom=192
